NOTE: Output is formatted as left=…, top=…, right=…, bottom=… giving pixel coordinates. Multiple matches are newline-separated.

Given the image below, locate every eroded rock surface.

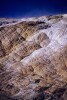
left=0, top=14, right=67, bottom=100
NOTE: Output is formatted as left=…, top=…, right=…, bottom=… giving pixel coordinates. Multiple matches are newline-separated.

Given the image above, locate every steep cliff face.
left=0, top=14, right=67, bottom=100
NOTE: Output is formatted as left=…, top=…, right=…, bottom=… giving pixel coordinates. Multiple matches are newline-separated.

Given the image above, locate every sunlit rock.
left=0, top=14, right=67, bottom=100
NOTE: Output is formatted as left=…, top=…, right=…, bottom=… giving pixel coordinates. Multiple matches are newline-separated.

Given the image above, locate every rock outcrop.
left=0, top=14, right=67, bottom=100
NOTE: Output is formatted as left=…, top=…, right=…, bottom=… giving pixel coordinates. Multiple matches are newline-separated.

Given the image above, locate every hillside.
left=0, top=14, right=67, bottom=100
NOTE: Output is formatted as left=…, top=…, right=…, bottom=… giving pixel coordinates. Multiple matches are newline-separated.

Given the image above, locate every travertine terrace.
left=0, top=14, right=67, bottom=100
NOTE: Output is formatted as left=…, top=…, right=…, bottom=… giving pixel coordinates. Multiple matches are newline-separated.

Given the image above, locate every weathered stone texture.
left=0, top=14, right=67, bottom=100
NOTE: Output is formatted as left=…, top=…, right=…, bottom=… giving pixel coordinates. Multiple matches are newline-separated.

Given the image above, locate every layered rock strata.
left=0, top=14, right=67, bottom=100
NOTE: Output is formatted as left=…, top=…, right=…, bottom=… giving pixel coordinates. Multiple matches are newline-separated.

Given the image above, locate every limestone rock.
left=0, top=14, right=67, bottom=100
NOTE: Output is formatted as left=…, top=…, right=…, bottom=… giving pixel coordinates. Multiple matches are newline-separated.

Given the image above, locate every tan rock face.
left=0, top=14, right=67, bottom=100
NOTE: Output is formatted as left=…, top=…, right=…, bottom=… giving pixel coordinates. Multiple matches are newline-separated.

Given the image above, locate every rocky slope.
left=0, top=14, right=67, bottom=100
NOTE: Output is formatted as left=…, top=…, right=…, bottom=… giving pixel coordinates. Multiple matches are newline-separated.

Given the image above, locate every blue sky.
left=0, top=0, right=67, bottom=18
